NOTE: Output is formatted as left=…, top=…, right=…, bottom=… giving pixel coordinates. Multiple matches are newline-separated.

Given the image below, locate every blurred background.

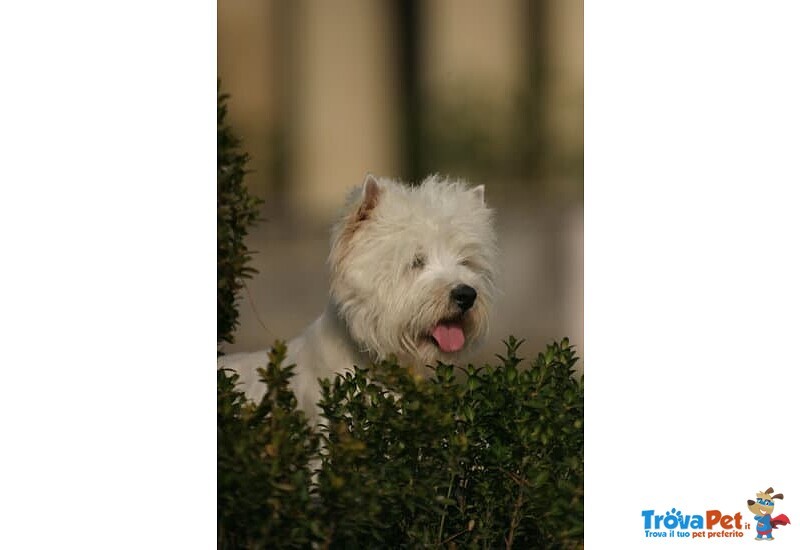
left=218, top=0, right=583, bottom=370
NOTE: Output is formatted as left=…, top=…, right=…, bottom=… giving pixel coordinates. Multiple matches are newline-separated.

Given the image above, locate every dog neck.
left=312, top=302, right=374, bottom=373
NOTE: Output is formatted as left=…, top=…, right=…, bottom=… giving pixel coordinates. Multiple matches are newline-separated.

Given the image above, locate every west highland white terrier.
left=220, top=174, right=497, bottom=421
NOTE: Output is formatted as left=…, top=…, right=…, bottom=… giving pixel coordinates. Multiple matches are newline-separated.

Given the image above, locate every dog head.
left=329, top=173, right=497, bottom=370
left=747, top=488, right=784, bottom=516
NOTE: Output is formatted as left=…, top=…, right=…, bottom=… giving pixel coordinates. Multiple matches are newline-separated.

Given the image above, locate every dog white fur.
left=219, top=174, right=497, bottom=422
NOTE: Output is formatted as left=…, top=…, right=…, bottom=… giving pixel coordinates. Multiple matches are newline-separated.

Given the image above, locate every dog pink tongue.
left=432, top=323, right=465, bottom=353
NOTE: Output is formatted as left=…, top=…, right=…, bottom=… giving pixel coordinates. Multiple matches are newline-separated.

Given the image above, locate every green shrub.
left=218, top=342, right=320, bottom=548
left=217, top=85, right=263, bottom=346
left=217, top=337, right=583, bottom=549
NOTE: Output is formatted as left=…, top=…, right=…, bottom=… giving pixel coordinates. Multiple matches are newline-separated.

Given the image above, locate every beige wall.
left=288, top=1, right=400, bottom=220
left=547, top=0, right=584, bottom=194
left=217, top=0, right=279, bottom=200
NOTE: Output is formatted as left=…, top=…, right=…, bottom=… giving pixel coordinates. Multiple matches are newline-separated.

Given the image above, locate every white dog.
left=220, top=174, right=497, bottom=422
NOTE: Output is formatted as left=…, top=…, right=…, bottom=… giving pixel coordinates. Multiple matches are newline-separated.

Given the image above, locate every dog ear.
left=344, top=173, right=381, bottom=232
left=359, top=173, right=381, bottom=216
left=470, top=184, right=485, bottom=205
left=748, top=500, right=756, bottom=505
left=765, top=487, right=774, bottom=495
left=331, top=174, right=382, bottom=276
left=773, top=493, right=784, bottom=500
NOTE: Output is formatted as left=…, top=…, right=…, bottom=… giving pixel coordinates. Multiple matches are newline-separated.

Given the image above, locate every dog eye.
left=459, top=258, right=475, bottom=268
left=411, top=254, right=426, bottom=269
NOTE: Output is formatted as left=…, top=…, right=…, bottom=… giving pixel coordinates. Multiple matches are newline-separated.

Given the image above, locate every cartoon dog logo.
left=747, top=487, right=791, bottom=541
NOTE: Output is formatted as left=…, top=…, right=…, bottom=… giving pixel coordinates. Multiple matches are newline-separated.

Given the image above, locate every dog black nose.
left=451, top=284, right=477, bottom=311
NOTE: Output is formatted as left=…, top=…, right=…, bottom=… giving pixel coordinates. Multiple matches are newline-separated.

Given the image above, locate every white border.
left=1, top=2, right=216, bottom=547
left=586, top=1, right=800, bottom=546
